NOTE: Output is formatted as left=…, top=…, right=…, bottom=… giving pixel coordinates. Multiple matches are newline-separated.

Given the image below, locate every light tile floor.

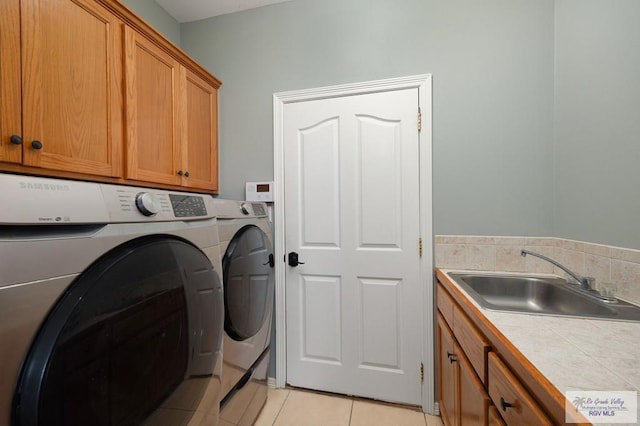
left=255, top=388, right=444, bottom=426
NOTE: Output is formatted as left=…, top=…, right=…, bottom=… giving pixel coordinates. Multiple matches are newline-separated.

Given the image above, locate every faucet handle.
left=582, top=277, right=595, bottom=291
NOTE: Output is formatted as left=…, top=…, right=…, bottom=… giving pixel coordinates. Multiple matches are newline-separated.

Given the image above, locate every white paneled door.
left=283, top=87, right=423, bottom=405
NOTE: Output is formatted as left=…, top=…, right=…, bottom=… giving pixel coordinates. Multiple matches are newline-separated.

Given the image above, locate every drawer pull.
left=500, top=397, right=513, bottom=411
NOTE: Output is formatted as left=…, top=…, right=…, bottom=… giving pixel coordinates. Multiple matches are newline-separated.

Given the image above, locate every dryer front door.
left=221, top=224, right=274, bottom=397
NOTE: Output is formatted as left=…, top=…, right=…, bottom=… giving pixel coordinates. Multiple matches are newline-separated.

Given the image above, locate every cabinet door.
left=0, top=0, right=22, bottom=164
left=21, top=0, right=123, bottom=177
left=488, top=405, right=507, bottom=426
left=124, top=27, right=182, bottom=186
left=437, top=315, right=457, bottom=426
left=487, top=352, right=552, bottom=425
left=182, top=69, right=218, bottom=191
left=458, top=344, right=490, bottom=426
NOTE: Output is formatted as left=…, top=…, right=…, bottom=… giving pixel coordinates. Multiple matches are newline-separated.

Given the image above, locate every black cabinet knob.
left=184, top=171, right=189, bottom=178
left=177, top=170, right=184, bottom=176
left=10, top=135, right=23, bottom=145
left=500, top=397, right=513, bottom=411
left=31, top=140, right=43, bottom=150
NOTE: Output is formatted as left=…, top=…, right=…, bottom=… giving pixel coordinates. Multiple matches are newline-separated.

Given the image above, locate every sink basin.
left=447, top=273, right=640, bottom=322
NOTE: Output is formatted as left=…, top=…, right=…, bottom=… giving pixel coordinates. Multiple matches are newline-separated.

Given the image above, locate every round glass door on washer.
left=0, top=175, right=224, bottom=426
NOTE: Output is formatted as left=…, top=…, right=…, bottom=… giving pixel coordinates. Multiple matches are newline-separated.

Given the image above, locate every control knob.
left=135, top=192, right=161, bottom=216
left=240, top=203, right=250, bottom=215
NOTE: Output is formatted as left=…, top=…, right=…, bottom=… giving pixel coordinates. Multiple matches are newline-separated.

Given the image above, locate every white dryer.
left=211, top=199, right=274, bottom=426
left=0, top=174, right=224, bottom=426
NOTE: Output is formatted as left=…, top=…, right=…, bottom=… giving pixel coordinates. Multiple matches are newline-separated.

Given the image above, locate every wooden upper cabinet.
left=0, top=0, right=22, bottom=164
left=125, top=29, right=219, bottom=191
left=183, top=69, right=219, bottom=191
left=20, top=0, right=123, bottom=177
left=124, top=27, right=181, bottom=186
left=1, top=0, right=220, bottom=191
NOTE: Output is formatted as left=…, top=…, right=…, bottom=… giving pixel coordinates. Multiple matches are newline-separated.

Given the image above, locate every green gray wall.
left=181, top=0, right=556, bottom=238
left=554, top=0, right=640, bottom=249
left=122, top=0, right=181, bottom=46
left=131, top=0, right=640, bottom=250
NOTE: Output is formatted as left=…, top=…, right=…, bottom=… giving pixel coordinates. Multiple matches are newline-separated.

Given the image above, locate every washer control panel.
left=101, top=184, right=214, bottom=222
left=169, top=194, right=207, bottom=217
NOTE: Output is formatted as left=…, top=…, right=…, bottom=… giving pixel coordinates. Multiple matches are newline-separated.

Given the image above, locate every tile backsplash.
left=434, top=236, right=640, bottom=306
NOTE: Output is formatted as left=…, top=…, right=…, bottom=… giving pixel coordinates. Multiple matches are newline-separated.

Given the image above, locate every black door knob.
left=288, top=252, right=305, bottom=267
left=31, top=140, right=43, bottom=150
left=10, top=135, right=23, bottom=145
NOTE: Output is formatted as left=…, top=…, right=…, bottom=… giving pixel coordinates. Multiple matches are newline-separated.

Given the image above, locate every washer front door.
left=13, top=236, right=223, bottom=426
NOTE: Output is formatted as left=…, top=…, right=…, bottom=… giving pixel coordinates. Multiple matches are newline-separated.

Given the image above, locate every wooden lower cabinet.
left=438, top=315, right=457, bottom=425
left=458, top=345, right=491, bottom=425
left=437, top=279, right=559, bottom=426
left=437, top=314, right=490, bottom=426
left=488, top=405, right=506, bottom=426
left=487, top=353, right=552, bottom=425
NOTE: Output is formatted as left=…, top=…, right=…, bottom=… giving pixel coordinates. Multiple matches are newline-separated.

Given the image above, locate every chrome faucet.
left=520, top=249, right=594, bottom=290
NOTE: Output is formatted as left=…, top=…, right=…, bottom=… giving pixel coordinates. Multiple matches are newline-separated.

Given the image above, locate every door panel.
left=300, top=275, right=342, bottom=363
left=359, top=278, right=401, bottom=369
left=299, top=118, right=340, bottom=247
left=284, top=87, right=421, bottom=404
left=184, top=69, right=218, bottom=191
left=0, top=0, right=22, bottom=164
left=124, top=27, right=181, bottom=185
left=21, top=0, right=123, bottom=176
left=358, top=116, right=402, bottom=248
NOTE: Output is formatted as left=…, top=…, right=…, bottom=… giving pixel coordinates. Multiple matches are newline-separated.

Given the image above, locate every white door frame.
left=273, top=74, right=434, bottom=413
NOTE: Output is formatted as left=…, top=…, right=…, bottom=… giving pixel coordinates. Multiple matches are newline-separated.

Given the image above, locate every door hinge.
left=417, top=107, right=422, bottom=132
left=420, top=362, right=424, bottom=383
left=419, top=237, right=423, bottom=258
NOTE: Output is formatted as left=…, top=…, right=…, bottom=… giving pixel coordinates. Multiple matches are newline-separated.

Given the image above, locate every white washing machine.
left=211, top=199, right=274, bottom=426
left=0, top=174, right=224, bottom=426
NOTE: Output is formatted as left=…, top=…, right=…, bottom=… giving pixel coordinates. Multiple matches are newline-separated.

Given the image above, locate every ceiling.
left=155, top=0, right=292, bottom=23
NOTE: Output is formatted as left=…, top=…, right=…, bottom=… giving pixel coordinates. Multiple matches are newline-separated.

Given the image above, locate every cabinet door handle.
left=31, top=140, right=43, bottom=150
left=10, top=135, right=23, bottom=145
left=177, top=170, right=184, bottom=176
left=500, top=397, right=513, bottom=411
left=184, top=171, right=189, bottom=178
left=446, top=351, right=457, bottom=363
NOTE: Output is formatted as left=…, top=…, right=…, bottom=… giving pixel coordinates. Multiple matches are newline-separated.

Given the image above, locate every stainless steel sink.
left=448, top=273, right=640, bottom=322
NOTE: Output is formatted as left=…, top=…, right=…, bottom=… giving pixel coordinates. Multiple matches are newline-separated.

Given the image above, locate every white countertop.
left=441, top=270, right=640, bottom=425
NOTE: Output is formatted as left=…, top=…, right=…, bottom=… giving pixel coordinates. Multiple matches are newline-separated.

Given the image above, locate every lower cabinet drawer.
left=487, top=352, right=552, bottom=425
